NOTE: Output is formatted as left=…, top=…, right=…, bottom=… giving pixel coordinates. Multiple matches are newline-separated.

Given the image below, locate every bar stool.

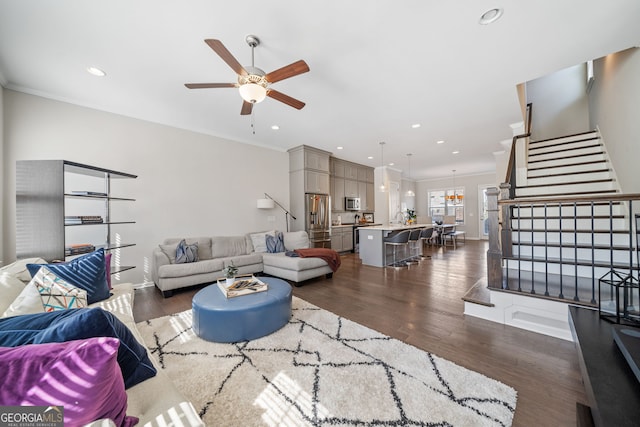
left=383, top=230, right=410, bottom=269
left=406, top=228, right=424, bottom=265
left=419, top=228, right=434, bottom=259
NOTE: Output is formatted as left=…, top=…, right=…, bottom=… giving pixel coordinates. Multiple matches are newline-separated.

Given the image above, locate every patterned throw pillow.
left=175, top=239, right=198, bottom=263
left=266, top=231, right=285, bottom=253
left=31, top=266, right=88, bottom=312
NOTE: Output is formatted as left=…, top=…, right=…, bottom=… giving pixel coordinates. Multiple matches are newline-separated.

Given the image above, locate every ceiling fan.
left=185, top=35, right=310, bottom=115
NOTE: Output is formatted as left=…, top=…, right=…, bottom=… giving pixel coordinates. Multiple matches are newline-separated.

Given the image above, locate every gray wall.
left=526, top=64, right=591, bottom=141
left=588, top=47, right=640, bottom=193
left=2, top=90, right=290, bottom=284
left=415, top=172, right=496, bottom=239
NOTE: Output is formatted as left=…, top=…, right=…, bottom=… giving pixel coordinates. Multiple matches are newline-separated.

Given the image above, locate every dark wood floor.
left=133, top=240, right=587, bottom=427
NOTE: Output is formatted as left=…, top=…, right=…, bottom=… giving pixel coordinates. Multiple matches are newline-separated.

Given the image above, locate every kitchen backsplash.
left=331, top=211, right=373, bottom=225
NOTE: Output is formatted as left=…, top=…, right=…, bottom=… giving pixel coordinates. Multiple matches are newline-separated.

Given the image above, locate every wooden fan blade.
left=267, top=89, right=306, bottom=110
left=184, top=83, right=236, bottom=89
left=205, top=39, right=248, bottom=76
left=240, top=101, right=253, bottom=115
left=265, top=60, right=309, bottom=83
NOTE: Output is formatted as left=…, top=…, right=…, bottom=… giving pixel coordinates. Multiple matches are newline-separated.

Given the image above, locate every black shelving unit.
left=16, top=160, right=137, bottom=275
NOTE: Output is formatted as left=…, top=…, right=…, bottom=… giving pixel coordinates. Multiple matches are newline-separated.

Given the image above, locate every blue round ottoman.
left=192, top=276, right=292, bottom=343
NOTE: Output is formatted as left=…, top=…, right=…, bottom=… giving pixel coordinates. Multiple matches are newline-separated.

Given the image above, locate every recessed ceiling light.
left=479, top=8, right=504, bottom=25
left=86, top=67, right=106, bottom=77
left=436, top=140, right=445, bottom=144
left=367, top=156, right=373, bottom=159
left=411, top=124, right=421, bottom=129
left=452, top=150, right=460, bottom=154
left=337, top=146, right=343, bottom=150
left=389, top=162, right=395, bottom=166
left=271, top=125, right=280, bottom=130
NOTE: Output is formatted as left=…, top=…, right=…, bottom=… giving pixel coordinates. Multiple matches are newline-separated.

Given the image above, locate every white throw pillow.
left=2, top=278, right=45, bottom=318
left=250, top=230, right=275, bottom=253
left=283, top=231, right=310, bottom=251
left=0, top=257, right=47, bottom=283
left=0, top=272, right=28, bottom=315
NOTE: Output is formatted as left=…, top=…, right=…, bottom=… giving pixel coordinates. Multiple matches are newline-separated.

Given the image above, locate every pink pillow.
left=0, top=337, right=138, bottom=427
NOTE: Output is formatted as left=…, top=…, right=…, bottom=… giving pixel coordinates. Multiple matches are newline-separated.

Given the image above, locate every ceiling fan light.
left=239, top=83, right=267, bottom=104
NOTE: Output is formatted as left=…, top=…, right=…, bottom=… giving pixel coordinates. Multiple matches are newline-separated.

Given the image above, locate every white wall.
left=0, top=85, right=4, bottom=266
left=2, top=90, right=289, bottom=284
left=588, top=47, right=640, bottom=194
left=400, top=178, right=416, bottom=211
left=415, top=172, right=496, bottom=239
left=526, top=64, right=590, bottom=141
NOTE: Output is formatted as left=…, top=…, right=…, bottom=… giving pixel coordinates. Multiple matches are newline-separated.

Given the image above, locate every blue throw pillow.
left=27, top=248, right=110, bottom=304
left=266, top=231, right=285, bottom=253
left=0, top=307, right=157, bottom=389
left=175, top=239, right=198, bottom=264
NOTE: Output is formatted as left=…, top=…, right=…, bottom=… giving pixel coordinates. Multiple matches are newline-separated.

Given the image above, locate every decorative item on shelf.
left=405, top=154, right=415, bottom=197
left=598, top=269, right=640, bottom=324
left=406, top=209, right=417, bottom=224
left=222, top=261, right=239, bottom=288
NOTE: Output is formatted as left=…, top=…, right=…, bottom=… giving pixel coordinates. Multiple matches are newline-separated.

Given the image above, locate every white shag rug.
left=137, top=297, right=517, bottom=426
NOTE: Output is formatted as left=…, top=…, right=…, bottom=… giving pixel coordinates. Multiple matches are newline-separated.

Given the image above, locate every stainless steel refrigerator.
left=305, top=193, right=331, bottom=248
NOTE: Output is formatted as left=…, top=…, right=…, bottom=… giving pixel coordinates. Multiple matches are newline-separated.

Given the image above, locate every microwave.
left=345, top=197, right=361, bottom=211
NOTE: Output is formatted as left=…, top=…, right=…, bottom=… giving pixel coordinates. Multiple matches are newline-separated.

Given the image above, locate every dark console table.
left=569, top=306, right=640, bottom=426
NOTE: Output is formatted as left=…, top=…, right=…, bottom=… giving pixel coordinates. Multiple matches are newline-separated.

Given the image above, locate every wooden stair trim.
left=528, top=168, right=610, bottom=179
left=529, top=130, right=598, bottom=145
left=511, top=242, right=632, bottom=251
left=528, top=159, right=607, bottom=172
left=528, top=137, right=600, bottom=152
left=499, top=268, right=598, bottom=307
left=493, top=286, right=596, bottom=308
left=508, top=198, right=624, bottom=206
left=516, top=178, right=613, bottom=189
left=514, top=189, right=617, bottom=198
left=504, top=255, right=638, bottom=270
left=510, top=215, right=624, bottom=220
left=528, top=150, right=604, bottom=164
left=529, top=142, right=602, bottom=157
left=461, top=278, right=494, bottom=307
left=510, top=227, right=629, bottom=234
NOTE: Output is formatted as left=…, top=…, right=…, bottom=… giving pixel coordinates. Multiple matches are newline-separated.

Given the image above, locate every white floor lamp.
left=257, top=193, right=296, bottom=232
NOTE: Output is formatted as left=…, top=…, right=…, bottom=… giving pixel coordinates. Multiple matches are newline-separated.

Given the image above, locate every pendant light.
left=447, top=169, right=464, bottom=204
left=405, top=153, right=415, bottom=197
left=379, top=142, right=387, bottom=192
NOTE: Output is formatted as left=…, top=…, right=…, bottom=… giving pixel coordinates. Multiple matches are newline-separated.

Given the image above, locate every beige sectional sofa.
left=0, top=259, right=204, bottom=427
left=152, top=231, right=334, bottom=297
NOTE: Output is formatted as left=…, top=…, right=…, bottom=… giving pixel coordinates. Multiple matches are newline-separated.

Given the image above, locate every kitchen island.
left=358, top=224, right=430, bottom=267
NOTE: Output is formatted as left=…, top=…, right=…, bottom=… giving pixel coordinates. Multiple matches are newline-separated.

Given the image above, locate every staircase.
left=502, top=130, right=638, bottom=305
left=516, top=130, right=615, bottom=197
left=466, top=129, right=639, bottom=340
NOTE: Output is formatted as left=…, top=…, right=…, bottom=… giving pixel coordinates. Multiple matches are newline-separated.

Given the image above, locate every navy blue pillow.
left=27, top=248, right=110, bottom=304
left=0, top=308, right=156, bottom=389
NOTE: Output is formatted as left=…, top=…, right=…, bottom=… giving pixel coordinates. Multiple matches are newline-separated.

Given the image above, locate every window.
left=428, top=188, right=464, bottom=223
